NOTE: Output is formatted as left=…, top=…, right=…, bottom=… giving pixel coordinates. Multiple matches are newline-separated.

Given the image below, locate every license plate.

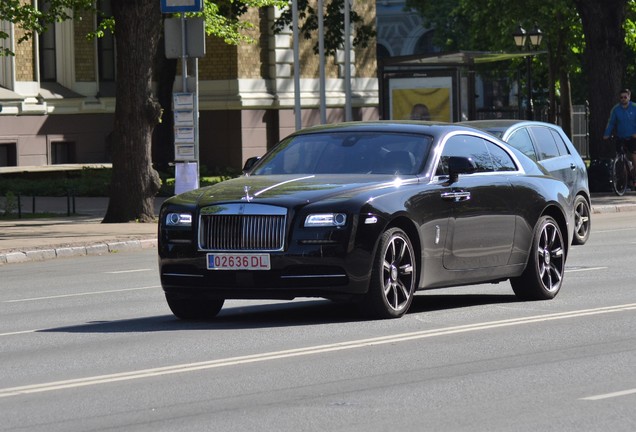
left=207, top=253, right=271, bottom=270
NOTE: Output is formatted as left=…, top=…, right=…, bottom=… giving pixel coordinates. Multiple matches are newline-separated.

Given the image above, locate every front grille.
left=198, top=204, right=287, bottom=251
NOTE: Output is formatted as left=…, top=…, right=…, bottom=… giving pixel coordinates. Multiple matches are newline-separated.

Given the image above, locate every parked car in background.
left=159, top=122, right=574, bottom=320
left=460, top=120, right=591, bottom=245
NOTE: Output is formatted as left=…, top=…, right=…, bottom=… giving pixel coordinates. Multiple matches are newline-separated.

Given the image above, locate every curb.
left=591, top=204, right=636, bottom=214
left=0, top=238, right=157, bottom=265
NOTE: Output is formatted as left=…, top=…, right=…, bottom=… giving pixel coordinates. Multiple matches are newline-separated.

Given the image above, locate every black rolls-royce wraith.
left=159, top=122, right=574, bottom=319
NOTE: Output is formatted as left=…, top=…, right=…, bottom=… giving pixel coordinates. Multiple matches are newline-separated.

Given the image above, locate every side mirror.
left=242, top=156, right=261, bottom=174
left=447, top=156, right=476, bottom=183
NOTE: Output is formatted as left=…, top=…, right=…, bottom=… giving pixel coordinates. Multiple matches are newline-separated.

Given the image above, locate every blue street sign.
left=160, top=0, right=203, bottom=13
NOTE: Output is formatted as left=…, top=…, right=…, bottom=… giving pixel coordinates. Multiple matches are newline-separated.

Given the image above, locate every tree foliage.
left=406, top=0, right=636, bottom=158
left=406, top=0, right=581, bottom=127
left=272, top=0, right=375, bottom=56
left=0, top=0, right=93, bottom=55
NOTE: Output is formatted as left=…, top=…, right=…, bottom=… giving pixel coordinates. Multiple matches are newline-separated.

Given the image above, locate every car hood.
left=170, top=174, right=416, bottom=208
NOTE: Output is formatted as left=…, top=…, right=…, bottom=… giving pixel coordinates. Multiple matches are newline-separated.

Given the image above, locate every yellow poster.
left=392, top=87, right=451, bottom=122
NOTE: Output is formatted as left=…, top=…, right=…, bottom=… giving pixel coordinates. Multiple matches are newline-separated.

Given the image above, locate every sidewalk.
left=0, top=197, right=164, bottom=265
left=1, top=193, right=636, bottom=265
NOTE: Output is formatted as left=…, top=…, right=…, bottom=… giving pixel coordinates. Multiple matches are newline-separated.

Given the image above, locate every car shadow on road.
left=38, top=293, right=519, bottom=334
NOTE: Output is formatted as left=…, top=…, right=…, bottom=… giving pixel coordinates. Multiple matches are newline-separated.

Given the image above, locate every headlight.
left=165, top=212, right=192, bottom=227
left=304, top=213, right=347, bottom=227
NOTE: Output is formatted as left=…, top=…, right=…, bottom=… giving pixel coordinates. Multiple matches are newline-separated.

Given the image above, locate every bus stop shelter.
left=378, top=51, right=537, bottom=122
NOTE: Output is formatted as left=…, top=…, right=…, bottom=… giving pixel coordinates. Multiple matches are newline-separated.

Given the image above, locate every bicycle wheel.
left=611, top=156, right=628, bottom=196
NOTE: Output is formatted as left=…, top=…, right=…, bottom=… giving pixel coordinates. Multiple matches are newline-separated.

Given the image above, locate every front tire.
left=611, top=157, right=628, bottom=196
left=572, top=195, right=591, bottom=245
left=165, top=294, right=225, bottom=320
left=511, top=216, right=565, bottom=300
left=361, top=227, right=416, bottom=319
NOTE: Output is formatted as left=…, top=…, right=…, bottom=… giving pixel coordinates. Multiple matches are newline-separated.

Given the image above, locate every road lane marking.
left=105, top=269, right=153, bottom=274
left=2, top=286, right=160, bottom=303
left=581, top=388, right=636, bottom=401
left=1, top=303, right=635, bottom=398
left=565, top=266, right=607, bottom=273
left=0, top=329, right=41, bottom=337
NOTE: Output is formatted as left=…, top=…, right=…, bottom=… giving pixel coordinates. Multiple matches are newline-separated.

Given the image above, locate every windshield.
left=251, top=132, right=432, bottom=176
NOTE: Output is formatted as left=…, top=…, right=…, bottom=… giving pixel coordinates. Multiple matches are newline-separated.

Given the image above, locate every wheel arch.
left=576, top=190, right=591, bottom=208
left=385, top=215, right=422, bottom=285
left=541, top=205, right=570, bottom=258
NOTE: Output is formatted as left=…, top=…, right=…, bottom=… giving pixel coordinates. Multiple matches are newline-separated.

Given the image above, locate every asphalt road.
left=1, top=212, right=635, bottom=432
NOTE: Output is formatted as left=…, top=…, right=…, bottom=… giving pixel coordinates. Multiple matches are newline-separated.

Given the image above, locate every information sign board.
left=160, top=0, right=203, bottom=13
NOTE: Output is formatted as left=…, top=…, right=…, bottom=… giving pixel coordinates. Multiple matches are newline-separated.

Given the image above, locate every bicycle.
left=610, top=137, right=635, bottom=196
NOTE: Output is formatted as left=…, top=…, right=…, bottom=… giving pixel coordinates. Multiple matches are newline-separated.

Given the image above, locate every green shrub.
left=2, top=191, right=18, bottom=216
left=0, top=168, right=112, bottom=197
left=0, top=167, right=236, bottom=198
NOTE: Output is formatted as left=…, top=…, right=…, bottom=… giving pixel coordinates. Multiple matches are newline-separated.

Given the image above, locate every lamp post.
left=513, top=24, right=543, bottom=120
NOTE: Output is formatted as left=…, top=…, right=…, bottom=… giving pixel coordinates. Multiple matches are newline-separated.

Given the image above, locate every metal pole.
left=344, top=0, right=352, bottom=121
left=194, top=57, right=200, bottom=188
left=292, top=0, right=302, bottom=130
left=181, top=13, right=188, bottom=93
left=526, top=55, right=534, bottom=120
left=318, top=0, right=326, bottom=124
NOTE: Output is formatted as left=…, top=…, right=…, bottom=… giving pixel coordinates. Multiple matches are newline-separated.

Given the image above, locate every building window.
left=51, top=141, right=76, bottom=164
left=0, top=143, right=17, bottom=167
left=97, top=0, right=116, bottom=96
left=38, top=1, right=57, bottom=82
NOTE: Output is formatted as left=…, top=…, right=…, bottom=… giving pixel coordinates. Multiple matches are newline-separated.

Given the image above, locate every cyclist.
left=603, top=88, right=636, bottom=187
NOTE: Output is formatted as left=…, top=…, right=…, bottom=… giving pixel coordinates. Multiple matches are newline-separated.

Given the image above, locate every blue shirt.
left=604, top=101, right=636, bottom=138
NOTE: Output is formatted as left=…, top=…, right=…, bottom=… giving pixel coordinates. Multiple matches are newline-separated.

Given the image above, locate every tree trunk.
left=574, top=0, right=627, bottom=159
left=103, top=0, right=162, bottom=223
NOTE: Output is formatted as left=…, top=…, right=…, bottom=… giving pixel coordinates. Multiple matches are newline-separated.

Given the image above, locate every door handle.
left=441, top=191, right=471, bottom=202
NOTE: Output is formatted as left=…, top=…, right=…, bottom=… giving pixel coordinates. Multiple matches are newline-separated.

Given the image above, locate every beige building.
left=0, top=2, right=378, bottom=171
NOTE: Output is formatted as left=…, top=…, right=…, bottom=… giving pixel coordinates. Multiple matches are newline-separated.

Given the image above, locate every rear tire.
left=511, top=216, right=565, bottom=300
left=165, top=294, right=224, bottom=320
left=611, top=156, right=628, bottom=196
left=572, top=195, right=591, bottom=245
left=360, top=228, right=416, bottom=319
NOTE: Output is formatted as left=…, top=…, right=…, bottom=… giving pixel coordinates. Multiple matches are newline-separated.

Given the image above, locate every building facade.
left=0, top=1, right=378, bottom=171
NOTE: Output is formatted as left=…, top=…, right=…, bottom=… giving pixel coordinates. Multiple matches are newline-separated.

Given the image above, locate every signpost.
left=161, top=0, right=205, bottom=194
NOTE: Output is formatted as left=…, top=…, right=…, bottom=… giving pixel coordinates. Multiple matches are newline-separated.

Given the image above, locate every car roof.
left=289, top=120, right=486, bottom=137
left=459, top=119, right=565, bottom=133
left=287, top=120, right=502, bottom=144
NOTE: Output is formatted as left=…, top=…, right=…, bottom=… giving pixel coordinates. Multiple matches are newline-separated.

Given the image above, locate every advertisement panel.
left=388, top=76, right=454, bottom=122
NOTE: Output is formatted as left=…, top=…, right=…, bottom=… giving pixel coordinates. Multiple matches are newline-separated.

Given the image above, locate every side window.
left=485, top=141, right=517, bottom=171
left=549, top=129, right=571, bottom=156
left=507, top=128, right=537, bottom=161
left=530, top=126, right=560, bottom=160
left=51, top=141, right=76, bottom=164
left=437, top=135, right=494, bottom=174
left=38, top=1, right=57, bottom=82
left=0, top=142, right=17, bottom=167
left=97, top=0, right=116, bottom=97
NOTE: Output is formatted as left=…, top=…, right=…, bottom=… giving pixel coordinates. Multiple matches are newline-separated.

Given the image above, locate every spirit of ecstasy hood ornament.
left=243, top=185, right=253, bottom=202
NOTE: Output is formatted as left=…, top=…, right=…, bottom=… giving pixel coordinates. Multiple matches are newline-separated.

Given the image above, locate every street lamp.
left=513, top=24, right=543, bottom=120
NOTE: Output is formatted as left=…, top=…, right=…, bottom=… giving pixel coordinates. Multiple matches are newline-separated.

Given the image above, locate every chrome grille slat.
left=198, top=204, right=286, bottom=251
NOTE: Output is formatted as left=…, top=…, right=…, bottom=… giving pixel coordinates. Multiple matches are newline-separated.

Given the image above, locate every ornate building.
left=0, top=2, right=378, bottom=170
